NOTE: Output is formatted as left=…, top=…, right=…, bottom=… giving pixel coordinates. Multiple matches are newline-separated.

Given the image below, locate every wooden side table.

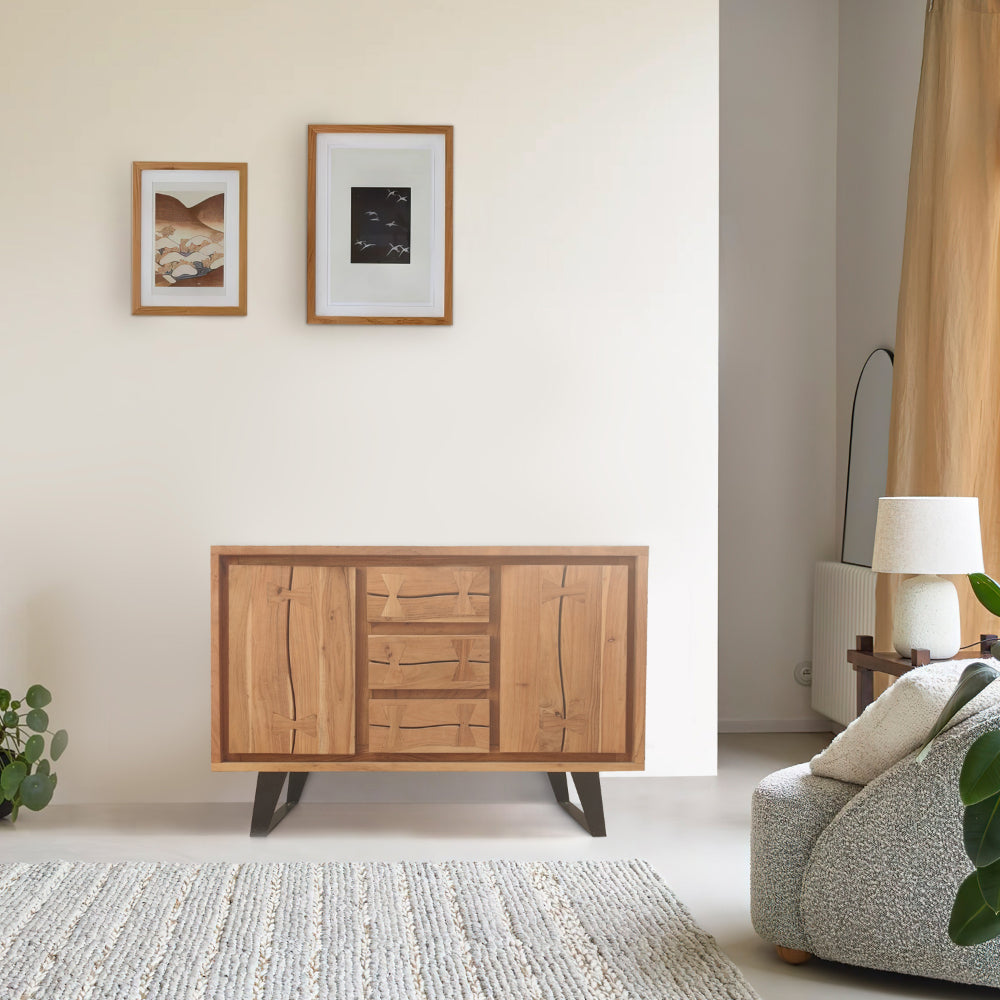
left=848, top=634, right=997, bottom=716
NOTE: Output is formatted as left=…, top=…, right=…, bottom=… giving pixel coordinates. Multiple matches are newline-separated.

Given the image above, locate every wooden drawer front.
left=227, top=564, right=356, bottom=756
left=369, top=636, right=491, bottom=690
left=367, top=566, right=490, bottom=623
left=369, top=700, right=490, bottom=753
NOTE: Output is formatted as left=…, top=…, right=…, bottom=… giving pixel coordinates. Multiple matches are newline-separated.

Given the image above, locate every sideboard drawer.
left=366, top=566, right=490, bottom=622
left=368, top=699, right=490, bottom=753
left=368, top=635, right=491, bottom=690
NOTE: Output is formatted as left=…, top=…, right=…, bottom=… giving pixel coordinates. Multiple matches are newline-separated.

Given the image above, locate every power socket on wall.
left=794, top=661, right=813, bottom=687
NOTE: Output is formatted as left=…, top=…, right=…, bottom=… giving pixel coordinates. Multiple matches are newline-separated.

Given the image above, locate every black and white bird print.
left=351, top=187, right=411, bottom=263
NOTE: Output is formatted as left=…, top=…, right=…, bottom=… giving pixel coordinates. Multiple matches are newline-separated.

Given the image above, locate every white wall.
left=719, top=0, right=839, bottom=731
left=836, top=0, right=925, bottom=540
left=0, top=0, right=720, bottom=803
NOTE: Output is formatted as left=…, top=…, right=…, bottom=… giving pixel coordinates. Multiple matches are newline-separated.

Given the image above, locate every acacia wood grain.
left=212, top=547, right=647, bottom=771
left=227, top=565, right=355, bottom=755
left=367, top=566, right=490, bottom=622
left=368, top=635, right=490, bottom=689
left=215, top=759, right=641, bottom=772
left=368, top=700, right=489, bottom=753
left=499, top=564, right=629, bottom=754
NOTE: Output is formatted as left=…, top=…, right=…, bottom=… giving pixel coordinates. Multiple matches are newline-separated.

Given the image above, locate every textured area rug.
left=0, top=859, right=757, bottom=999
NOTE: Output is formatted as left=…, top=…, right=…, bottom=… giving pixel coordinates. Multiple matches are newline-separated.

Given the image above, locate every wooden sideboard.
left=211, top=546, right=647, bottom=836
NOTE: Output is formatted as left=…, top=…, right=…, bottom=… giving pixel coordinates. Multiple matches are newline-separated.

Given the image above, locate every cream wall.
left=719, top=0, right=839, bottom=731
left=836, top=0, right=925, bottom=542
left=0, top=1, right=720, bottom=802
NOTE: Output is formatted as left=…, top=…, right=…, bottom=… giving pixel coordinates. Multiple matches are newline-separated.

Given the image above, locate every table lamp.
left=871, top=496, right=984, bottom=659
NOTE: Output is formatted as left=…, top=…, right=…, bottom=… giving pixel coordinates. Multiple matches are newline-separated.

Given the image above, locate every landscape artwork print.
left=351, top=187, right=411, bottom=263
left=153, top=185, right=225, bottom=287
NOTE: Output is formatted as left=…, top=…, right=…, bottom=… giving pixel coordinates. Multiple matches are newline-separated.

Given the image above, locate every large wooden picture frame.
left=307, top=125, right=453, bottom=325
left=131, top=161, right=247, bottom=316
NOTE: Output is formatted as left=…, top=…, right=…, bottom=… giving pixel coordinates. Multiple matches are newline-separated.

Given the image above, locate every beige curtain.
left=876, top=0, right=1000, bottom=675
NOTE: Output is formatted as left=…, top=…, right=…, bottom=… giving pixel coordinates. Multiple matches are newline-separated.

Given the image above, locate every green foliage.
left=964, top=792, right=1000, bottom=868
left=961, top=732, right=1000, bottom=806
left=24, top=685, right=51, bottom=709
left=970, top=573, right=1000, bottom=618
left=977, top=858, right=1000, bottom=913
left=917, top=660, right=1000, bottom=762
left=19, top=774, right=55, bottom=811
left=1, top=760, right=26, bottom=798
left=22, top=735, right=43, bottom=764
left=25, top=708, right=48, bottom=733
left=922, top=575, right=1000, bottom=945
left=0, top=684, right=67, bottom=823
left=950, top=872, right=1000, bottom=946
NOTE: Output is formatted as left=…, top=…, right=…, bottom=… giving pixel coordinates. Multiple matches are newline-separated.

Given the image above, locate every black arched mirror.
left=842, top=347, right=894, bottom=567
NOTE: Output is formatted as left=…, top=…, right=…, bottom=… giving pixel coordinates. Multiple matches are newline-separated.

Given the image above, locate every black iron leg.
left=250, top=771, right=309, bottom=837
left=547, top=771, right=606, bottom=837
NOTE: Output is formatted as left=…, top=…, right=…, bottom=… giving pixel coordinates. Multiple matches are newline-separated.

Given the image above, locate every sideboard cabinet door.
left=499, top=564, right=628, bottom=754
left=227, top=565, right=356, bottom=755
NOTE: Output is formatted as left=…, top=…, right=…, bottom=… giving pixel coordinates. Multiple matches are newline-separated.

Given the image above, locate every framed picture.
left=307, top=125, right=453, bottom=325
left=131, top=162, right=247, bottom=316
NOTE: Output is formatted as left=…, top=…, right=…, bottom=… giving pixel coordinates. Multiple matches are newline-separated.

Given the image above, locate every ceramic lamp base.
left=893, top=573, right=961, bottom=660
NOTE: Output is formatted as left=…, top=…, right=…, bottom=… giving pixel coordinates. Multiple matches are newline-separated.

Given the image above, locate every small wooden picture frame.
left=307, top=125, right=453, bottom=325
left=131, top=161, right=247, bottom=316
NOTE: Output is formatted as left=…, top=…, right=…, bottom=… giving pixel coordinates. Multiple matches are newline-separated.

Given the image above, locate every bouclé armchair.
left=751, top=705, right=1000, bottom=988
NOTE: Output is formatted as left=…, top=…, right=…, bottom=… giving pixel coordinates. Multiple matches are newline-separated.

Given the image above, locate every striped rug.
left=0, top=859, right=757, bottom=999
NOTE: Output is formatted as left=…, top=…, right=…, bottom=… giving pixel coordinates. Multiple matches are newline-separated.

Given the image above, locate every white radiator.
left=811, top=561, right=876, bottom=726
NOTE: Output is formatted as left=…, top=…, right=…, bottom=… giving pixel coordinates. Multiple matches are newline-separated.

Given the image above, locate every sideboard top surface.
left=213, top=545, right=648, bottom=558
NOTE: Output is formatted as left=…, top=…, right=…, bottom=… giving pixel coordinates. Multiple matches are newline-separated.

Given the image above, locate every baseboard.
left=718, top=718, right=838, bottom=734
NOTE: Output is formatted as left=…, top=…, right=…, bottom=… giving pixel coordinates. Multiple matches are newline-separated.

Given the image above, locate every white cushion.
left=810, top=658, right=1000, bottom=785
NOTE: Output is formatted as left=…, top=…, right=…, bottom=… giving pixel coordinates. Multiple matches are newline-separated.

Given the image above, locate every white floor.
left=1, top=734, right=992, bottom=999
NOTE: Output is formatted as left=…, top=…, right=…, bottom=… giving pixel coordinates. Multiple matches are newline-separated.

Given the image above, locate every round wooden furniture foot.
left=775, top=945, right=812, bottom=965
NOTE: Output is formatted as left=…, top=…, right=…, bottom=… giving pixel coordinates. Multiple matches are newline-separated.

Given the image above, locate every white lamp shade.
left=871, top=496, right=985, bottom=575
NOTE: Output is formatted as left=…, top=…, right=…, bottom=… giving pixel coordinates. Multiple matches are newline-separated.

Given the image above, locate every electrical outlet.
left=794, top=661, right=812, bottom=687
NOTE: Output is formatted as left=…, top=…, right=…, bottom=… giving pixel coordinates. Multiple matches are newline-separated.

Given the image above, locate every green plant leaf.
left=10, top=700, right=20, bottom=710
left=978, top=858, right=1000, bottom=914
left=19, top=773, right=54, bottom=811
left=50, top=730, right=68, bottom=761
left=951, top=871, right=1000, bottom=945
left=962, top=732, right=1000, bottom=805
left=0, top=760, right=27, bottom=799
left=0, top=690, right=9, bottom=711
left=9, top=797, right=19, bottom=823
left=965, top=792, right=1000, bottom=867
left=2, top=711, right=18, bottom=728
left=971, top=573, right=1000, bottom=618
left=22, top=735, right=44, bottom=764
left=34, top=759, right=50, bottom=777
left=24, top=685, right=51, bottom=709
left=25, top=709, right=48, bottom=733
left=917, top=661, right=1000, bottom=762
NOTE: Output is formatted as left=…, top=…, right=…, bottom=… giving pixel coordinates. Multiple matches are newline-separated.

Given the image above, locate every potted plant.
left=0, top=685, right=68, bottom=821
